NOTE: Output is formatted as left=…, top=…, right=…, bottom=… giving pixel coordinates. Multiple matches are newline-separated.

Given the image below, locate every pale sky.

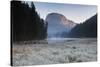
left=28, top=1, right=97, bottom=23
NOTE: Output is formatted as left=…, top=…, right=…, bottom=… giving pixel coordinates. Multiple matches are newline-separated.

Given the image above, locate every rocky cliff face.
left=45, top=13, right=77, bottom=38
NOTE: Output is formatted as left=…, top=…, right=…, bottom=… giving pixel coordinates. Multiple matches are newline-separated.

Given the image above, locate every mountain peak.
left=46, top=13, right=76, bottom=26
left=45, top=13, right=77, bottom=38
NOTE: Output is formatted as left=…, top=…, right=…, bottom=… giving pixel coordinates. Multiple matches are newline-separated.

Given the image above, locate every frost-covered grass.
left=12, top=38, right=97, bottom=66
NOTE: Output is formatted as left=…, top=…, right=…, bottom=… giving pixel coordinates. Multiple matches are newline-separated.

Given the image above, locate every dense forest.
left=11, top=1, right=48, bottom=41
left=68, top=14, right=97, bottom=38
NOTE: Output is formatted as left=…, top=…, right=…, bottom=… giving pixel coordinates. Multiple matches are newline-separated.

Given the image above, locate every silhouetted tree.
left=11, top=1, right=47, bottom=41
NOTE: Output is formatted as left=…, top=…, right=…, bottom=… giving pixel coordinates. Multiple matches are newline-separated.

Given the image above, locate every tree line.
left=11, top=1, right=48, bottom=41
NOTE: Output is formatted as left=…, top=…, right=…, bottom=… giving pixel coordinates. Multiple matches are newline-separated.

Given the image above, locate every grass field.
left=12, top=38, right=97, bottom=66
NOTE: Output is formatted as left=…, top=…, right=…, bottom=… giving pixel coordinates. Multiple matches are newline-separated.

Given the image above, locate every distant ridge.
left=68, top=14, right=97, bottom=38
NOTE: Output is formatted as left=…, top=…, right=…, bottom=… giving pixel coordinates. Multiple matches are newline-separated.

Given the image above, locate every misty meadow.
left=11, top=1, right=97, bottom=66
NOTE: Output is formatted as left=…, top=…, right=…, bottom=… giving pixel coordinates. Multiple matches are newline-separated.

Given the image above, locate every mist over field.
left=12, top=38, right=97, bottom=66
